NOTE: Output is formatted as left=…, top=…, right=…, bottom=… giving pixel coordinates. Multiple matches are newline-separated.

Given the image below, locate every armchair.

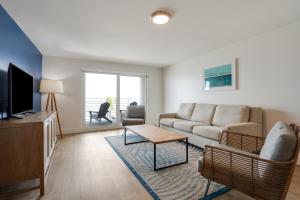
left=199, top=122, right=300, bottom=200
left=121, top=105, right=145, bottom=126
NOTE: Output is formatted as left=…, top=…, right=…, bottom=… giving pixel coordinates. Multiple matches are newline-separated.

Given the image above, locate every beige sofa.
left=158, top=103, right=263, bottom=148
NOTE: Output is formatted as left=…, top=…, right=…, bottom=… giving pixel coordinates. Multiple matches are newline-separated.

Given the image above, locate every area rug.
left=105, top=134, right=229, bottom=200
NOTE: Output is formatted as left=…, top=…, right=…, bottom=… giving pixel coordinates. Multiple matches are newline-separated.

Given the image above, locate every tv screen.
left=8, top=64, right=33, bottom=115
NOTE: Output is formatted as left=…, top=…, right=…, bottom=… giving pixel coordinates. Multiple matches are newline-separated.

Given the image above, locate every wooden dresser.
left=0, top=111, right=57, bottom=196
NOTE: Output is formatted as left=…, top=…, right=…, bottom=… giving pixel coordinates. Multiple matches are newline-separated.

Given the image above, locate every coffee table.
left=124, top=124, right=188, bottom=171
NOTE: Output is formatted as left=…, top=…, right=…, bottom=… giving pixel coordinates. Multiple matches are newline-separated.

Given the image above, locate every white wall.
left=42, top=56, right=163, bottom=134
left=164, top=21, right=300, bottom=135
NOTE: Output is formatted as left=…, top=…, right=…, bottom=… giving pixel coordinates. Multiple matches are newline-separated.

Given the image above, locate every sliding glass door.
left=84, top=72, right=147, bottom=128
left=85, top=73, right=117, bottom=126
left=120, top=75, right=145, bottom=110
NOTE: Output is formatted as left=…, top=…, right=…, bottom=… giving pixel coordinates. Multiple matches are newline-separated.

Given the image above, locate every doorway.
left=84, top=72, right=147, bottom=128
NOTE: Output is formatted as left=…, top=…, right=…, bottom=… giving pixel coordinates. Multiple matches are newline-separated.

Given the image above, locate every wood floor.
left=1, top=129, right=300, bottom=200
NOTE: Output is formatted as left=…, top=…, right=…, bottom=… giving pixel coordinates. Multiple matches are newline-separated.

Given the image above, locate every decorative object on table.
left=40, top=79, right=64, bottom=138
left=199, top=121, right=300, bottom=200
left=203, top=59, right=237, bottom=91
left=89, top=102, right=112, bottom=123
left=105, top=134, right=229, bottom=200
left=121, top=105, right=145, bottom=126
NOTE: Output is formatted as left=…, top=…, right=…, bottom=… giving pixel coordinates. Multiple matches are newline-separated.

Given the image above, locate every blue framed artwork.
left=203, top=59, right=237, bottom=91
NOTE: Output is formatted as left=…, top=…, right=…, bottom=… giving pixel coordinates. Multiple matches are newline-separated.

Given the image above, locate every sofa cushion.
left=176, top=103, right=195, bottom=120
left=191, top=104, right=216, bottom=124
left=212, top=105, right=250, bottom=127
left=160, top=118, right=182, bottom=127
left=192, top=126, right=222, bottom=141
left=260, top=121, right=297, bottom=161
left=173, top=120, right=204, bottom=132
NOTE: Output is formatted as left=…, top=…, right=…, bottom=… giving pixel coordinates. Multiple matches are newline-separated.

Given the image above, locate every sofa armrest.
left=223, top=122, right=263, bottom=137
left=158, top=112, right=177, bottom=119
left=157, top=113, right=177, bottom=126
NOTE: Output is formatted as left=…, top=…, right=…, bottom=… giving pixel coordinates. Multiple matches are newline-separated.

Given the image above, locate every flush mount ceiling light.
left=150, top=11, right=171, bottom=25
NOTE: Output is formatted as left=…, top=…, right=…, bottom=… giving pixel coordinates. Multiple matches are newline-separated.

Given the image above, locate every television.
left=8, top=63, right=33, bottom=116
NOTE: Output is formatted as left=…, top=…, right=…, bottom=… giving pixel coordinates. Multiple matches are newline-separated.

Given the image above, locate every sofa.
left=158, top=103, right=263, bottom=148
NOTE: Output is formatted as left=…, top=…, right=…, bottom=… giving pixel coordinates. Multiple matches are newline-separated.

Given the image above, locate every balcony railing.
left=85, top=97, right=138, bottom=121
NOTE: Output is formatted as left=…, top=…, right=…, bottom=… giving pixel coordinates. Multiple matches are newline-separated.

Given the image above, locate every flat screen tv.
left=8, top=63, right=33, bottom=116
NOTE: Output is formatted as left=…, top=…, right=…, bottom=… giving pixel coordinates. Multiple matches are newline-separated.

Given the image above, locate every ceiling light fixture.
left=150, top=11, right=171, bottom=25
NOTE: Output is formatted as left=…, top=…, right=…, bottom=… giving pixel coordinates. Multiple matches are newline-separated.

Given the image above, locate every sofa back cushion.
left=260, top=121, right=297, bottom=161
left=212, top=105, right=249, bottom=126
left=191, top=104, right=216, bottom=125
left=176, top=103, right=195, bottom=120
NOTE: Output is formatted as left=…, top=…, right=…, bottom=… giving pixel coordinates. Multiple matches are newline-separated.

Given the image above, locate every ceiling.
left=1, top=0, right=300, bottom=67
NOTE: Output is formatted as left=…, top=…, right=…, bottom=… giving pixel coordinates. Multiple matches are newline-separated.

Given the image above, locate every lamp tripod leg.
left=52, top=94, right=63, bottom=139
left=45, top=93, right=50, bottom=111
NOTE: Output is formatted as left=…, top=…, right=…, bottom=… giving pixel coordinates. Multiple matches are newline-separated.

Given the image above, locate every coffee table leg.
left=186, top=138, right=188, bottom=163
left=124, top=128, right=127, bottom=145
left=153, top=138, right=189, bottom=171
left=154, top=143, right=157, bottom=171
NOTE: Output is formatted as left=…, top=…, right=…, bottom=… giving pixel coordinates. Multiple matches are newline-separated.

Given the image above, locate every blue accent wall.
left=0, top=5, right=42, bottom=118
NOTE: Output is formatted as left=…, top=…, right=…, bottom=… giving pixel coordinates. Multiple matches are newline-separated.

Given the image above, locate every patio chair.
left=129, top=101, right=138, bottom=106
left=199, top=121, right=300, bottom=200
left=89, top=102, right=112, bottom=123
left=121, top=105, right=145, bottom=126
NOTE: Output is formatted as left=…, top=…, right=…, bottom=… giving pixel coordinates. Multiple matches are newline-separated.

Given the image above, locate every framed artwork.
left=203, top=59, right=237, bottom=91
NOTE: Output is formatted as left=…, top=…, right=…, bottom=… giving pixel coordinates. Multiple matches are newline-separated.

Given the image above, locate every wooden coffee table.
left=124, top=124, right=188, bottom=171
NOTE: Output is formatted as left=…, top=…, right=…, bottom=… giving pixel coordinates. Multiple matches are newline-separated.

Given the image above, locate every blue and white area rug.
left=105, top=134, right=229, bottom=200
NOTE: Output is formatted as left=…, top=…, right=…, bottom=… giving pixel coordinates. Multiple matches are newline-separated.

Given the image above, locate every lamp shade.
left=40, top=80, right=64, bottom=93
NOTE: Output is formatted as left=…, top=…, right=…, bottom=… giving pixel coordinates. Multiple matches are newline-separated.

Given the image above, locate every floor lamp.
left=40, top=80, right=64, bottom=139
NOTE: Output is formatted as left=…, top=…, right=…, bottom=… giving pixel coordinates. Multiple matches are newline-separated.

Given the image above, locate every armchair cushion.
left=160, top=118, right=182, bottom=127
left=126, top=105, right=145, bottom=118
left=173, top=120, right=204, bottom=132
left=122, top=118, right=145, bottom=126
left=259, top=121, right=297, bottom=161
left=192, top=126, right=222, bottom=141
left=191, top=103, right=216, bottom=124
left=176, top=103, right=195, bottom=120
left=212, top=105, right=250, bottom=127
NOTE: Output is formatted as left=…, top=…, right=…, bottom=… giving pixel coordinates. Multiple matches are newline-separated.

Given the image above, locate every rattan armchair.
left=199, top=123, right=300, bottom=200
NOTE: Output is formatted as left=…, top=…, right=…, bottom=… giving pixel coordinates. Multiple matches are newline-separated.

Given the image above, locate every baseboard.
left=61, top=122, right=156, bottom=135
left=62, top=125, right=123, bottom=135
